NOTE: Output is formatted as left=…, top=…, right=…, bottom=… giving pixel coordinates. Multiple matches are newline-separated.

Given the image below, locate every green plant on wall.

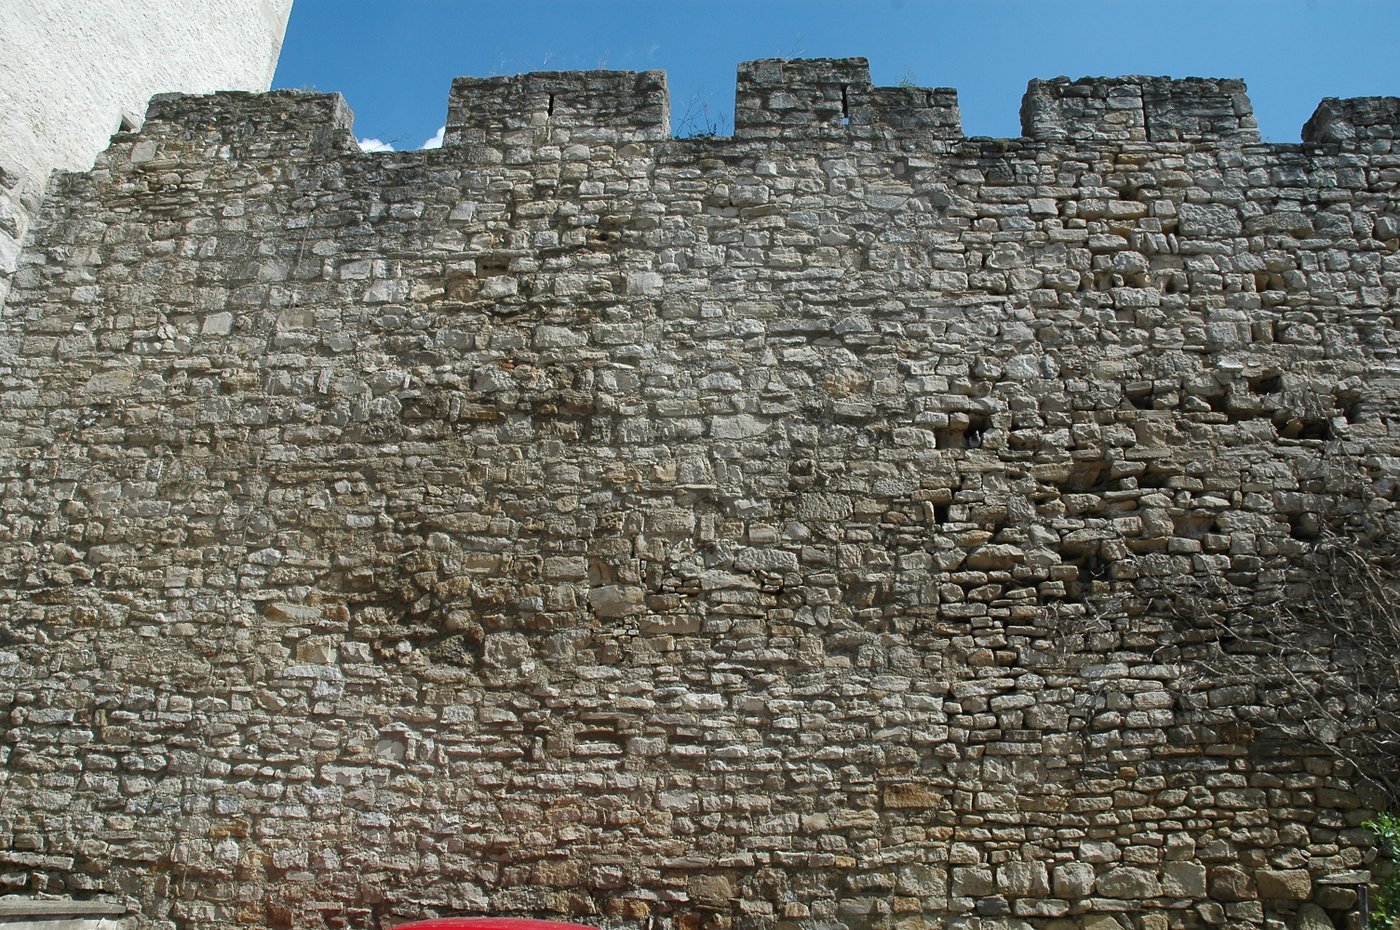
left=1366, top=812, right=1400, bottom=927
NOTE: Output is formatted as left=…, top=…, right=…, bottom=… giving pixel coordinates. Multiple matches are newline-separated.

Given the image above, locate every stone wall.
left=1, top=59, right=1399, bottom=930
left=0, top=895, right=126, bottom=930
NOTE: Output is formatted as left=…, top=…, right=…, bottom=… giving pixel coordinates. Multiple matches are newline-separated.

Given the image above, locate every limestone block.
left=1178, top=203, right=1243, bottom=238
left=1096, top=866, right=1162, bottom=899
left=1303, top=96, right=1400, bottom=144
left=996, top=861, right=1050, bottom=896
left=1293, top=903, right=1336, bottom=930
left=951, top=866, right=996, bottom=897
left=588, top=584, right=644, bottom=618
left=1053, top=862, right=1095, bottom=898
left=1209, top=866, right=1258, bottom=901
left=1254, top=869, right=1311, bottom=900
left=1163, top=861, right=1207, bottom=897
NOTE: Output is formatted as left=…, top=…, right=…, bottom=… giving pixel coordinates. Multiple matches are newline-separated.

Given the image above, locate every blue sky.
left=273, top=1, right=1400, bottom=150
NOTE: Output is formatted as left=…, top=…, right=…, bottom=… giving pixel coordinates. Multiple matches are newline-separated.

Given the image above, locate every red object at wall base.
left=395, top=920, right=596, bottom=930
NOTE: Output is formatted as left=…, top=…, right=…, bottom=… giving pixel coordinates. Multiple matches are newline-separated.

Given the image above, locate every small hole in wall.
left=547, top=94, right=556, bottom=117
left=841, top=84, right=850, bottom=126
left=1137, top=466, right=1176, bottom=490
left=1274, top=414, right=1331, bottom=441
left=935, top=414, right=988, bottom=450
left=1248, top=373, right=1282, bottom=395
left=966, top=415, right=987, bottom=449
left=1298, top=419, right=1331, bottom=441
left=1065, top=460, right=1108, bottom=493
left=1288, top=513, right=1321, bottom=541
left=1338, top=392, right=1362, bottom=423
left=1064, top=548, right=1109, bottom=600
left=1173, top=514, right=1217, bottom=539
left=1126, top=387, right=1154, bottom=410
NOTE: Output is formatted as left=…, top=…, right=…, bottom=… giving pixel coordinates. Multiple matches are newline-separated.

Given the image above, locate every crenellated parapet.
left=126, top=89, right=358, bottom=162
left=96, top=61, right=1400, bottom=168
left=444, top=70, right=670, bottom=146
left=734, top=57, right=961, bottom=141
left=1303, top=95, right=1400, bottom=145
left=1021, top=75, right=1259, bottom=143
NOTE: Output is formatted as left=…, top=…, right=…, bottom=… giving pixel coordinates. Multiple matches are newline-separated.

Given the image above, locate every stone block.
left=1294, top=903, right=1336, bottom=930
left=1163, top=861, right=1207, bottom=897
left=446, top=69, right=670, bottom=145
left=1254, top=868, right=1311, bottom=900
left=1303, top=96, right=1400, bottom=144
left=882, top=784, right=942, bottom=809
left=1209, top=866, right=1257, bottom=901
left=951, top=866, right=996, bottom=897
left=1097, top=866, right=1162, bottom=899
left=997, top=861, right=1050, bottom=896
left=1053, top=862, right=1095, bottom=898
left=588, top=584, right=644, bottom=618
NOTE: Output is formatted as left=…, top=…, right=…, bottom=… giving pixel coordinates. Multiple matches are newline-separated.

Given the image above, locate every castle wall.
left=0, top=0, right=294, bottom=307
left=1, top=61, right=1399, bottom=930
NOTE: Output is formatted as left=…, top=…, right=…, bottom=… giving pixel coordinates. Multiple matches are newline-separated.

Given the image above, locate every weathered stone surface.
left=1023, top=75, right=1258, bottom=144
left=0, top=59, right=1396, bottom=930
left=997, top=861, right=1049, bottom=897
left=1081, top=918, right=1128, bottom=930
left=1294, top=903, right=1336, bottom=930
left=1054, top=862, right=1096, bottom=898
left=1097, top=867, right=1162, bottom=900
left=1209, top=866, right=1258, bottom=901
left=881, top=784, right=942, bottom=809
left=1163, top=861, right=1208, bottom=897
left=1255, top=868, right=1312, bottom=900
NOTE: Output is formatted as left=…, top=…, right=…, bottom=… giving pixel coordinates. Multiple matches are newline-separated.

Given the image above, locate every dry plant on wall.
left=1144, top=456, right=1400, bottom=806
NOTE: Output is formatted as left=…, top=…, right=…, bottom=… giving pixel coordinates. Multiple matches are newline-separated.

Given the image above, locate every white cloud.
left=360, top=127, right=444, bottom=153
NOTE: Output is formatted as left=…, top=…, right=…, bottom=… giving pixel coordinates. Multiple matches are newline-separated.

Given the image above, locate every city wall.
left=1, top=60, right=1399, bottom=930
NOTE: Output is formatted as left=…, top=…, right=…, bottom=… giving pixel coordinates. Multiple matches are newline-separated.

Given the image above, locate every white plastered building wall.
left=0, top=0, right=294, bottom=307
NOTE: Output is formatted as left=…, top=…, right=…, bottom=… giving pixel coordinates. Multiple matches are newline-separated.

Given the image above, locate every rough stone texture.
left=0, top=60, right=1399, bottom=930
left=0, top=895, right=126, bottom=930
left=1022, top=76, right=1259, bottom=144
left=0, top=0, right=293, bottom=309
left=1303, top=97, right=1400, bottom=145
left=1254, top=868, right=1312, bottom=901
left=736, top=59, right=961, bottom=142
left=446, top=71, right=670, bottom=148
left=1294, top=903, right=1337, bottom=930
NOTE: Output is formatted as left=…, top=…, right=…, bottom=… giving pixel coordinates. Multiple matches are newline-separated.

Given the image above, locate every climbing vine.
left=1366, top=812, right=1400, bottom=928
